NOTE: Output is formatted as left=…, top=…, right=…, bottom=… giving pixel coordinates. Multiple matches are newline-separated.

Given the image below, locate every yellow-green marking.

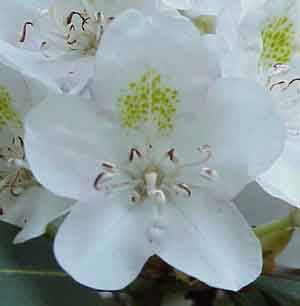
left=0, top=86, right=20, bottom=128
left=260, top=16, right=295, bottom=67
left=118, top=70, right=180, bottom=134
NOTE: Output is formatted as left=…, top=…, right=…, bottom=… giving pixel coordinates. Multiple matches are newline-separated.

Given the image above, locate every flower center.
left=0, top=136, right=38, bottom=215
left=0, top=86, right=21, bottom=128
left=118, top=69, right=180, bottom=134
left=20, top=8, right=109, bottom=57
left=62, top=10, right=104, bottom=55
left=260, top=16, right=295, bottom=67
left=93, top=144, right=218, bottom=205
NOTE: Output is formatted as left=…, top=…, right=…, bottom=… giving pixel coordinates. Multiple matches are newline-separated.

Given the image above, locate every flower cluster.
left=1, top=0, right=300, bottom=296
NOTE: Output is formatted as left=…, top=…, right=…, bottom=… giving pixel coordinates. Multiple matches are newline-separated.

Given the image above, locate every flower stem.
left=0, top=268, right=67, bottom=277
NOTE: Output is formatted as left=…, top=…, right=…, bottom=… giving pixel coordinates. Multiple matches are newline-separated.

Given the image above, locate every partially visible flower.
left=0, top=62, right=72, bottom=244
left=218, top=0, right=300, bottom=208
left=25, top=10, right=285, bottom=291
left=0, top=0, right=166, bottom=94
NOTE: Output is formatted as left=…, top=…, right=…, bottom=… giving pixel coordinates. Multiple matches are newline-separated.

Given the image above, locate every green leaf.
left=234, top=290, right=269, bottom=306
left=256, top=276, right=300, bottom=306
left=0, top=222, right=102, bottom=306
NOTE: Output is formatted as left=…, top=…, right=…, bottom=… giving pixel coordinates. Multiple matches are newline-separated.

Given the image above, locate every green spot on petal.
left=0, top=86, right=21, bottom=128
left=260, top=16, right=295, bottom=67
left=118, top=70, right=180, bottom=134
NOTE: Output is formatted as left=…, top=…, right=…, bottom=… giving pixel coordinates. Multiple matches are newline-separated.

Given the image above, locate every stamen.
left=96, top=11, right=104, bottom=23
left=197, top=145, right=213, bottom=163
left=129, top=148, right=142, bottom=162
left=102, top=162, right=117, bottom=173
left=9, top=171, right=22, bottom=196
left=66, top=11, right=87, bottom=26
left=270, top=80, right=287, bottom=91
left=180, top=145, right=212, bottom=169
left=67, top=39, right=77, bottom=46
left=130, top=191, right=141, bottom=204
left=272, top=63, right=289, bottom=73
left=166, top=148, right=179, bottom=163
left=200, top=167, right=218, bottom=181
left=40, top=42, right=51, bottom=58
left=94, top=172, right=112, bottom=191
left=175, top=183, right=192, bottom=197
left=284, top=78, right=300, bottom=90
left=20, top=22, right=34, bottom=43
left=151, top=189, right=166, bottom=204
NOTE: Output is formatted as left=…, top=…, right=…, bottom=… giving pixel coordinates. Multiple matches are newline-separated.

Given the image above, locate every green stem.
left=0, top=268, right=67, bottom=277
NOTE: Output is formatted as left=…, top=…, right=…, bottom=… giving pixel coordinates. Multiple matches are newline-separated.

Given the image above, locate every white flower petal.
left=0, top=186, right=73, bottom=244
left=0, top=62, right=33, bottom=119
left=54, top=194, right=154, bottom=290
left=162, top=0, right=193, bottom=10
left=92, top=10, right=220, bottom=116
left=25, top=93, right=124, bottom=202
left=189, top=0, right=241, bottom=16
left=196, top=78, right=285, bottom=197
left=88, top=0, right=161, bottom=16
left=0, top=40, right=93, bottom=93
left=0, top=1, right=38, bottom=44
left=258, top=138, right=300, bottom=208
left=157, top=189, right=262, bottom=291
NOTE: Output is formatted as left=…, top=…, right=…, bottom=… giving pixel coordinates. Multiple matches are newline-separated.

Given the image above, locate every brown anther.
left=20, top=22, right=34, bottom=43
left=69, top=24, right=76, bottom=32
left=107, top=16, right=115, bottom=23
left=66, top=11, right=90, bottom=32
left=67, top=39, right=77, bottom=45
left=166, top=148, right=178, bottom=163
left=286, top=78, right=300, bottom=90
left=9, top=171, right=22, bottom=197
left=66, top=11, right=86, bottom=25
left=176, top=183, right=192, bottom=197
left=131, top=191, right=141, bottom=203
left=82, top=17, right=91, bottom=31
left=15, top=137, right=25, bottom=160
left=129, top=148, right=142, bottom=162
left=94, top=172, right=107, bottom=191
left=270, top=80, right=287, bottom=91
left=96, top=12, right=104, bottom=23
left=102, top=162, right=116, bottom=173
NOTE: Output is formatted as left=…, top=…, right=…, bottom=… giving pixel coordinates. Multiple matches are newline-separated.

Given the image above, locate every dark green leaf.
left=0, top=222, right=101, bottom=306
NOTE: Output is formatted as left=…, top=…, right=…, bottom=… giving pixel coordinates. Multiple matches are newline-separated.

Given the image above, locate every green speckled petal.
left=0, top=86, right=21, bottom=128
left=118, top=69, right=179, bottom=134
left=260, top=16, right=295, bottom=67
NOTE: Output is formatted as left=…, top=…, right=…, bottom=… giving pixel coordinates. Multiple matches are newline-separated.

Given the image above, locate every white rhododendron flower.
left=0, top=0, right=164, bottom=94
left=218, top=0, right=300, bottom=208
left=0, top=62, right=73, bottom=244
left=24, top=10, right=285, bottom=291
